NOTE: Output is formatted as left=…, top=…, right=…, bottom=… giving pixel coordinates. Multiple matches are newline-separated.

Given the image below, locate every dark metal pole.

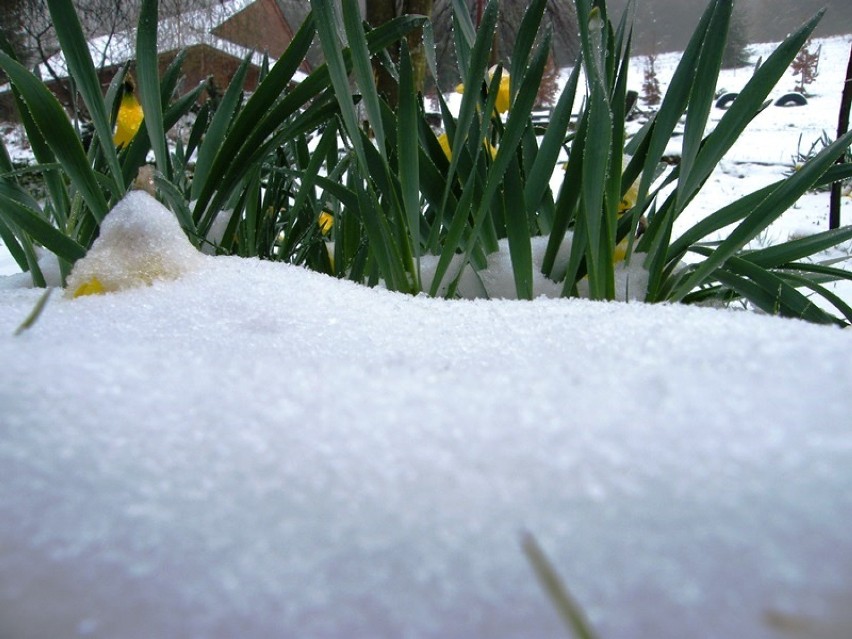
left=829, top=43, right=852, bottom=229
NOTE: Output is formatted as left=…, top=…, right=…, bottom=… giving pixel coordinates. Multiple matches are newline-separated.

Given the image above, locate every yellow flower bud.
left=113, top=79, right=144, bottom=149
left=318, top=211, right=334, bottom=235
left=492, top=72, right=511, bottom=114
left=454, top=68, right=511, bottom=114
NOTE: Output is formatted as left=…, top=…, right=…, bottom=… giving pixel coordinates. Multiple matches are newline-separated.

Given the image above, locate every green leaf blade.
left=136, top=0, right=169, bottom=178
left=46, top=0, right=124, bottom=196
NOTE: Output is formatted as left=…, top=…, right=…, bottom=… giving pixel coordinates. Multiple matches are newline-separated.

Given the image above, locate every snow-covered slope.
left=2, top=193, right=852, bottom=638
left=628, top=35, right=852, bottom=240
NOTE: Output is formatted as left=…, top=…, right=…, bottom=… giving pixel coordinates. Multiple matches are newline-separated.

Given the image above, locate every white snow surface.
left=418, top=236, right=651, bottom=301
left=2, top=193, right=852, bottom=639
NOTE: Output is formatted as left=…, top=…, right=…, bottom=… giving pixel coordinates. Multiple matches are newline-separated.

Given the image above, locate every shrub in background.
left=536, top=53, right=561, bottom=108
left=642, top=54, right=662, bottom=107
left=791, top=39, right=821, bottom=94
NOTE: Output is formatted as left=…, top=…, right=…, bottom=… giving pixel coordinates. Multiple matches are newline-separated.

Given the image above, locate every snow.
left=2, top=191, right=852, bottom=638
left=627, top=35, right=852, bottom=246
left=2, top=31, right=852, bottom=639
left=0, top=122, right=34, bottom=166
left=418, top=236, right=650, bottom=300
left=64, top=191, right=204, bottom=297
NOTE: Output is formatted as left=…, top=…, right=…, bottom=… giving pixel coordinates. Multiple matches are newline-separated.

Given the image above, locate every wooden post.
left=366, top=0, right=399, bottom=107
left=365, top=0, right=433, bottom=109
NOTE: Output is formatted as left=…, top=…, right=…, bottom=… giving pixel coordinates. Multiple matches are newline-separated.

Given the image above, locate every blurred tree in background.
left=4, top=0, right=139, bottom=80
left=0, top=0, right=31, bottom=77
left=722, top=3, right=751, bottom=68
left=429, top=0, right=579, bottom=92
left=0, top=0, right=227, bottom=82
left=791, top=39, right=821, bottom=94
left=366, top=0, right=434, bottom=107
left=642, top=53, right=662, bottom=106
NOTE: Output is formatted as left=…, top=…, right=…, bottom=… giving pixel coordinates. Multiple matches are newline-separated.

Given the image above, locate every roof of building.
left=34, top=0, right=308, bottom=84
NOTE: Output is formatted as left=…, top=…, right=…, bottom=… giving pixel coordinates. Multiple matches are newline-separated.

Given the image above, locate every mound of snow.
left=1, top=251, right=851, bottom=639
left=65, top=191, right=204, bottom=297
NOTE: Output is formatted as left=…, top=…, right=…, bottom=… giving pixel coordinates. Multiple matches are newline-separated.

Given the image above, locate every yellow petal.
left=495, top=75, right=511, bottom=114
left=484, top=138, right=497, bottom=160
left=613, top=238, right=628, bottom=264
left=437, top=132, right=497, bottom=161
left=618, top=181, right=639, bottom=214
left=113, top=93, right=144, bottom=148
left=73, top=276, right=106, bottom=298
left=437, top=132, right=452, bottom=160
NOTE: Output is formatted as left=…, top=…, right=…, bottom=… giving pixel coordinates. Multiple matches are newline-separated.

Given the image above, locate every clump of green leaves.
left=0, top=0, right=425, bottom=282
left=1, top=0, right=851, bottom=325
left=0, top=0, right=205, bottom=285
left=304, top=0, right=852, bottom=323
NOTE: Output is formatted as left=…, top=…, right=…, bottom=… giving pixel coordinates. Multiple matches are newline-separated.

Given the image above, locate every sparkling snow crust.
left=2, top=247, right=851, bottom=638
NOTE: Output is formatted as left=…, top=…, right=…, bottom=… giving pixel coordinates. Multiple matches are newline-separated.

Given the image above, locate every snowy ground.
left=640, top=35, right=852, bottom=244
left=1, top=35, right=852, bottom=639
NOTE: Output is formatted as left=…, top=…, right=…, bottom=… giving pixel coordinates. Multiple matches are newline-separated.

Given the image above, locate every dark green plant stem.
left=522, top=532, right=600, bottom=639
left=829, top=42, right=852, bottom=229
left=14, top=288, right=53, bottom=336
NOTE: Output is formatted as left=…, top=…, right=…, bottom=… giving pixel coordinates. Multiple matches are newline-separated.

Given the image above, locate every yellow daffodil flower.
left=113, top=78, right=144, bottom=148
left=318, top=211, right=334, bottom=235
left=492, top=73, right=511, bottom=114
left=614, top=167, right=646, bottom=263
left=455, top=66, right=512, bottom=114
left=436, top=132, right=497, bottom=161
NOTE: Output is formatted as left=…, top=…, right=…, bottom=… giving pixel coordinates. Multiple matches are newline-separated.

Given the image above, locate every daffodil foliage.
left=311, top=0, right=852, bottom=323
left=1, top=0, right=851, bottom=324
